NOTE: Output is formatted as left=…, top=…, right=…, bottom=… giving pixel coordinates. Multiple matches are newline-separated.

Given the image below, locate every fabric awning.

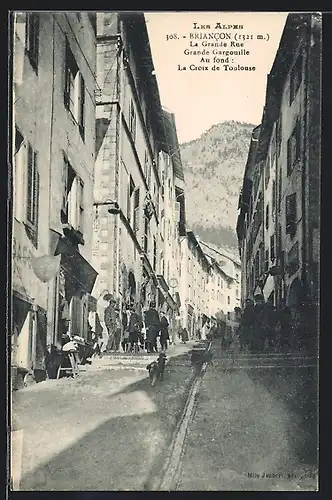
left=55, top=237, right=98, bottom=294
left=262, top=274, right=275, bottom=301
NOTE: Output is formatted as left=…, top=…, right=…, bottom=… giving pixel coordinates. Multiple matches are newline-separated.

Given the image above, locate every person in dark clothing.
left=159, top=315, right=169, bottom=350
left=265, top=301, right=278, bottom=351
left=104, top=297, right=118, bottom=352
left=181, top=327, right=189, bottom=343
left=238, top=298, right=255, bottom=351
left=128, top=303, right=143, bottom=352
left=144, top=302, right=160, bottom=353
left=252, top=294, right=269, bottom=352
left=276, top=298, right=293, bottom=351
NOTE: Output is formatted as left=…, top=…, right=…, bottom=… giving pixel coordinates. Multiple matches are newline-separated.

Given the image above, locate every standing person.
left=265, top=299, right=278, bottom=351
left=144, top=301, right=160, bottom=353
left=276, top=298, right=293, bottom=352
left=113, top=300, right=122, bottom=351
left=104, top=296, right=118, bottom=352
left=252, top=294, right=268, bottom=352
left=128, top=301, right=143, bottom=352
left=238, top=299, right=255, bottom=351
left=181, top=327, right=189, bottom=343
left=159, top=313, right=170, bottom=351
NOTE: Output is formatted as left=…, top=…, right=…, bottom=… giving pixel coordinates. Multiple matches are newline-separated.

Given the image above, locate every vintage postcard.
left=9, top=11, right=320, bottom=492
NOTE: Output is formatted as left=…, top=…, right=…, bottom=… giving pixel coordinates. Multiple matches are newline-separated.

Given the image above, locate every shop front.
left=52, top=236, right=98, bottom=348
left=12, top=220, right=52, bottom=387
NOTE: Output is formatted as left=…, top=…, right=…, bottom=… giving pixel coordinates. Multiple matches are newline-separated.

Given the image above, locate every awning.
left=262, top=274, right=275, bottom=301
left=55, top=237, right=98, bottom=294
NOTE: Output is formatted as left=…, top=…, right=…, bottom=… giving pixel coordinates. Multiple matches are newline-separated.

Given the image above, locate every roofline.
left=199, top=240, right=241, bottom=267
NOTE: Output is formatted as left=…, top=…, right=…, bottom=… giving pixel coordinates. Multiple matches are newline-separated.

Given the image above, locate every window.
left=26, top=13, right=39, bottom=72
left=265, top=249, right=269, bottom=272
left=265, top=157, right=270, bottom=189
left=227, top=312, right=230, bottom=320
left=14, top=128, right=25, bottom=220
left=286, top=193, right=297, bottom=236
left=265, top=204, right=269, bottom=230
left=144, top=151, right=149, bottom=184
left=25, top=143, right=40, bottom=247
left=61, top=156, right=84, bottom=233
left=276, top=116, right=282, bottom=156
left=143, top=216, right=149, bottom=253
left=227, top=296, right=230, bottom=305
left=236, top=289, right=239, bottom=298
left=287, top=120, right=301, bottom=176
left=272, top=180, right=276, bottom=211
left=254, top=251, right=259, bottom=280
left=129, top=99, right=136, bottom=140
left=133, top=187, right=140, bottom=233
left=290, top=53, right=303, bottom=104
left=259, top=243, right=264, bottom=276
left=270, top=234, right=275, bottom=261
left=155, top=187, right=159, bottom=218
left=77, top=178, right=84, bottom=233
left=64, top=41, right=85, bottom=139
left=127, top=175, right=135, bottom=223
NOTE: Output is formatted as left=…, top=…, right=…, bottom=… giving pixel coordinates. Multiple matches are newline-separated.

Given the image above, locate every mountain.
left=179, top=120, right=256, bottom=256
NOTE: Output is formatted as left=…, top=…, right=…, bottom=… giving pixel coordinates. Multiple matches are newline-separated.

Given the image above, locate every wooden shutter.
left=27, top=144, right=34, bottom=224
left=133, top=188, right=140, bottom=232
left=286, top=193, right=297, bottom=234
left=78, top=73, right=85, bottom=136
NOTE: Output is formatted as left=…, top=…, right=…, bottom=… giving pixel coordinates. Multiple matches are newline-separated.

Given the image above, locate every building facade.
left=12, top=12, right=98, bottom=380
left=157, top=110, right=186, bottom=324
left=91, top=13, right=186, bottom=330
left=179, top=232, right=211, bottom=338
left=237, top=13, right=321, bottom=349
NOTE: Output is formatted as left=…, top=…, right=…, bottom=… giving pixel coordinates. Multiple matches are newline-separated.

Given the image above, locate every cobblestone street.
left=11, top=343, right=194, bottom=491
left=176, top=344, right=318, bottom=491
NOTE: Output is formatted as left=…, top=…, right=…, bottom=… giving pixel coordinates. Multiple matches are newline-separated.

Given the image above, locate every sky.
left=145, top=12, right=288, bottom=144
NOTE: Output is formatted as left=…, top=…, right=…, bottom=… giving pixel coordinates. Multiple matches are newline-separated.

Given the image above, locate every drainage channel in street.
left=155, top=343, right=212, bottom=491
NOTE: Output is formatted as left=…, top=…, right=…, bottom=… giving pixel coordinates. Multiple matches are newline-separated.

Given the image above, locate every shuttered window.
left=64, top=41, right=85, bottom=140
left=133, top=187, right=140, bottom=233
left=286, top=193, right=297, bottom=236
left=26, top=13, right=39, bottom=72
left=287, top=120, right=301, bottom=176
left=26, top=143, right=39, bottom=247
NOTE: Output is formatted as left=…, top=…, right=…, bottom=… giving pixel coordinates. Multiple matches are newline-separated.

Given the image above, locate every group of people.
left=237, top=293, right=309, bottom=353
left=101, top=298, right=173, bottom=354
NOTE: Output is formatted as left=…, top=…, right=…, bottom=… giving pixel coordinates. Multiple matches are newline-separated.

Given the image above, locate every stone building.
left=156, top=109, right=186, bottom=324
left=91, top=13, right=184, bottom=328
left=12, top=12, right=98, bottom=382
left=237, top=13, right=321, bottom=350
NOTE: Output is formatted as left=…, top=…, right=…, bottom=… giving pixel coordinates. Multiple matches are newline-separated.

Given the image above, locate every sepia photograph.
left=9, top=10, right=320, bottom=492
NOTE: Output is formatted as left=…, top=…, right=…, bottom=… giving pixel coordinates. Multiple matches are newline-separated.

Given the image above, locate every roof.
left=199, top=240, right=241, bottom=267
left=120, top=13, right=167, bottom=147
left=160, top=108, right=184, bottom=181
left=205, top=253, right=234, bottom=282
left=186, top=231, right=210, bottom=268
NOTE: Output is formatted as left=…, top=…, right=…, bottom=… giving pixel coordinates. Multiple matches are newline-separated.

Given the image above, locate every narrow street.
left=175, top=341, right=318, bottom=491
left=12, top=339, right=318, bottom=491
left=12, top=343, right=194, bottom=491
